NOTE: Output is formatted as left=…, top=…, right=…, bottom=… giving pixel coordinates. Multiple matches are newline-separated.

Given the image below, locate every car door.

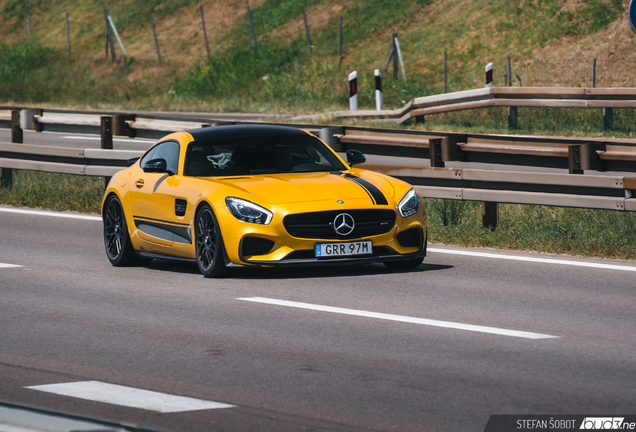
left=128, top=140, right=181, bottom=253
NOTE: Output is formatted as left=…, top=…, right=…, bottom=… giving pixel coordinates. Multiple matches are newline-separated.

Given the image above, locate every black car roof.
left=187, top=124, right=308, bottom=141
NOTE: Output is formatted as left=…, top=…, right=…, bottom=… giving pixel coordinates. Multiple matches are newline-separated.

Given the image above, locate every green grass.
left=427, top=199, right=636, bottom=260
left=1, top=169, right=634, bottom=260
left=0, top=170, right=104, bottom=213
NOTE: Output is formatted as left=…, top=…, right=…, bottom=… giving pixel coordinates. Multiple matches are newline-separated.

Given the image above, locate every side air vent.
left=175, top=199, right=187, bottom=217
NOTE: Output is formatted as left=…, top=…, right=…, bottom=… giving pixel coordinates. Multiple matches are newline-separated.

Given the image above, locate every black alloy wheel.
left=103, top=195, right=147, bottom=266
left=195, top=203, right=226, bottom=278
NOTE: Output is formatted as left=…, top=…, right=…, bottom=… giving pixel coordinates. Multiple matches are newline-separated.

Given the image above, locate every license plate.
left=315, top=240, right=372, bottom=257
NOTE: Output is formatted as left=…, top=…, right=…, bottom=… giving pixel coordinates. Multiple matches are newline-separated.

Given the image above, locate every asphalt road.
left=1, top=206, right=635, bottom=432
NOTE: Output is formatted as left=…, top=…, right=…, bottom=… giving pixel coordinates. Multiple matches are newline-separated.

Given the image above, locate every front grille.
left=283, top=209, right=396, bottom=240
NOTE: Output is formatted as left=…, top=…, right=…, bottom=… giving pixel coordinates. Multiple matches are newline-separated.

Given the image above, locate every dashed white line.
left=428, top=247, right=636, bottom=272
left=0, top=263, right=22, bottom=268
left=26, top=381, right=235, bottom=413
left=62, top=135, right=154, bottom=144
left=0, top=207, right=101, bottom=221
left=237, top=297, right=558, bottom=339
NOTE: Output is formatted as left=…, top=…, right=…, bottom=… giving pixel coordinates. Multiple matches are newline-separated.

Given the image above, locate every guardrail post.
left=20, top=109, right=42, bottom=131
left=1, top=111, right=23, bottom=188
left=441, top=135, right=466, bottom=161
left=113, top=114, right=135, bottom=137
left=568, top=145, right=583, bottom=174
left=429, top=138, right=445, bottom=167
left=581, top=143, right=605, bottom=172
left=318, top=127, right=345, bottom=152
left=603, top=108, right=613, bottom=131
left=101, top=116, right=113, bottom=188
left=508, top=106, right=518, bottom=129
left=482, top=202, right=498, bottom=230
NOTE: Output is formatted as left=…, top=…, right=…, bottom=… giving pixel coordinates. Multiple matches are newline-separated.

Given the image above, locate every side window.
left=140, top=141, right=180, bottom=175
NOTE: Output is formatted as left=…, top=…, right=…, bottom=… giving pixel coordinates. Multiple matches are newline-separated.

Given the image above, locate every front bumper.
left=235, top=234, right=427, bottom=267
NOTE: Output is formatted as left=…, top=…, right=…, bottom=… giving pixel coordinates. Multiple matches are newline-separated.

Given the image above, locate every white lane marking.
left=62, top=135, right=154, bottom=144
left=237, top=297, right=558, bottom=339
left=0, top=263, right=22, bottom=268
left=0, top=207, right=101, bottom=221
left=428, top=247, right=636, bottom=272
left=26, top=381, right=235, bottom=413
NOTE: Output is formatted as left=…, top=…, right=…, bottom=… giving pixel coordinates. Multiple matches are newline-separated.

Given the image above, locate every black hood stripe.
left=342, top=173, right=388, bottom=205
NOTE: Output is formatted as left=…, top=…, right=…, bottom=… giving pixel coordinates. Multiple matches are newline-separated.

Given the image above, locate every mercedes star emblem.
left=333, top=213, right=355, bottom=236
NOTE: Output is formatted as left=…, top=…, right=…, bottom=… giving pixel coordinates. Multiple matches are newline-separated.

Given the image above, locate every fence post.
left=592, top=58, right=596, bottom=88
left=375, top=69, right=383, bottom=111
left=392, top=33, right=398, bottom=80
left=28, top=14, right=32, bottom=46
left=200, top=6, right=210, bottom=58
left=247, top=6, right=257, bottom=49
left=149, top=9, right=161, bottom=64
left=507, top=56, right=517, bottom=128
left=104, top=10, right=116, bottom=61
left=443, top=51, right=447, bottom=93
left=107, top=14, right=127, bottom=58
left=65, top=12, right=71, bottom=55
left=1, top=111, right=23, bottom=188
left=349, top=71, right=358, bottom=111
left=393, top=33, right=406, bottom=81
left=482, top=202, right=498, bottom=230
left=338, top=17, right=343, bottom=68
left=302, top=7, right=312, bottom=54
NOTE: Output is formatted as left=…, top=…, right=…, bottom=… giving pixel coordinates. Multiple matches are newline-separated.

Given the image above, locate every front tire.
left=195, top=203, right=227, bottom=278
left=103, top=195, right=146, bottom=266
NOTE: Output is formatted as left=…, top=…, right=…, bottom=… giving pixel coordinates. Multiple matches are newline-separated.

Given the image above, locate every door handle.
left=135, top=179, right=145, bottom=188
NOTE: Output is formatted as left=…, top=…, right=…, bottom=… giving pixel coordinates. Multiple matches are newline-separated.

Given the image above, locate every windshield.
left=183, top=134, right=347, bottom=177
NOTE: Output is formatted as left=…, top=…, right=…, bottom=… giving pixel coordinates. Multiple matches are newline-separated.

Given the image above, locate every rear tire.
left=103, top=195, right=148, bottom=266
left=195, top=203, right=227, bottom=278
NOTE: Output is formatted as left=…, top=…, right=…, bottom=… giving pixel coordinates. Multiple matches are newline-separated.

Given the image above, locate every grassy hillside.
left=0, top=0, right=631, bottom=122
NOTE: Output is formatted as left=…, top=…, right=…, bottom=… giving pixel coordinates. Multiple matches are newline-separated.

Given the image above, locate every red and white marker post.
left=485, top=62, right=493, bottom=88
left=374, top=69, right=383, bottom=110
left=349, top=71, right=358, bottom=111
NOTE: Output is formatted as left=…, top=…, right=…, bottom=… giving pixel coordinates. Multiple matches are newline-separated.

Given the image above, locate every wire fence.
left=513, top=59, right=636, bottom=88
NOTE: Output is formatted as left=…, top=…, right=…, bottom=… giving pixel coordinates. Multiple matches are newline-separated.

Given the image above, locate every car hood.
left=212, top=171, right=395, bottom=205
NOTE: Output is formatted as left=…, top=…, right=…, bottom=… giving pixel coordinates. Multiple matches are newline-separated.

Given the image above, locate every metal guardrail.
left=326, top=86, right=636, bottom=125
left=1, top=107, right=636, bottom=223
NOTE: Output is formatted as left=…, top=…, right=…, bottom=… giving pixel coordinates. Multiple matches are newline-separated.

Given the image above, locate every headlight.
left=398, top=188, right=420, bottom=217
left=225, top=197, right=272, bottom=224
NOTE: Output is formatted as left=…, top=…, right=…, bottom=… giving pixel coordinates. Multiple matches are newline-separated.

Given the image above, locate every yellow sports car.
left=102, top=125, right=427, bottom=277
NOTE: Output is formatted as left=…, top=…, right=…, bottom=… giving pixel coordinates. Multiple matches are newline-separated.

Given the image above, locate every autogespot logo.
left=333, top=213, right=355, bottom=236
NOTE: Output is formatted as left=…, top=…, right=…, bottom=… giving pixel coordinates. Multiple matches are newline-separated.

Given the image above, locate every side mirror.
left=346, top=150, right=366, bottom=166
left=142, top=158, right=168, bottom=173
